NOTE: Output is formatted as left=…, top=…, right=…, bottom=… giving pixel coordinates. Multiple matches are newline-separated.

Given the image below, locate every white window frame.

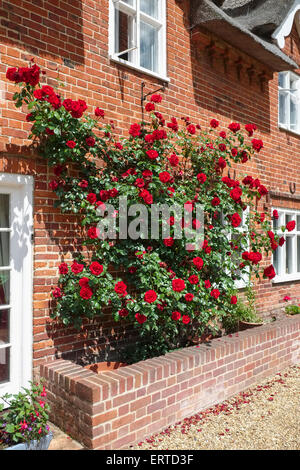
left=278, top=71, right=300, bottom=134
left=272, top=207, right=300, bottom=283
left=109, top=0, right=169, bottom=82
left=0, top=173, right=33, bottom=407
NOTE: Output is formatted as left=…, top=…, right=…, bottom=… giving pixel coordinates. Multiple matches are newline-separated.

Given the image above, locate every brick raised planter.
left=40, top=316, right=300, bottom=450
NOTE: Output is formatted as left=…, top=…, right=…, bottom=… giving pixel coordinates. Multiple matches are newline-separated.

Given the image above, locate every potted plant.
left=0, top=381, right=53, bottom=450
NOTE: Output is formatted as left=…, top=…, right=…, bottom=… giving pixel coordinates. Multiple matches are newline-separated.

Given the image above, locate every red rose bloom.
left=248, top=252, right=262, bottom=265
left=204, top=280, right=211, bottom=289
left=118, top=308, right=129, bottom=317
left=185, top=293, right=194, bottom=302
left=49, top=180, right=58, bottom=191
left=172, top=278, right=186, bottom=292
left=71, top=262, right=84, bottom=274
left=146, top=149, right=159, bottom=160
left=52, top=287, right=62, bottom=299
left=59, top=263, right=69, bottom=274
left=151, top=94, right=162, bottom=103
left=218, top=157, right=226, bottom=169
left=252, top=139, right=263, bottom=152
left=79, top=180, right=88, bottom=188
left=231, top=148, right=238, bottom=157
left=197, top=173, right=207, bottom=184
left=219, top=131, right=226, bottom=138
left=230, top=295, right=237, bottom=304
left=245, top=123, right=257, bottom=136
left=187, top=124, right=196, bottom=135
left=212, top=197, right=221, bottom=207
left=80, top=287, right=93, bottom=299
left=264, top=265, right=276, bottom=280
left=145, top=102, right=155, bottom=112
left=142, top=170, right=153, bottom=178
left=87, top=193, right=97, bottom=204
left=193, top=257, right=204, bottom=270
left=228, top=122, right=240, bottom=133
left=135, top=178, right=145, bottom=188
left=114, top=281, right=127, bottom=295
left=135, top=313, right=147, bottom=324
left=89, top=262, right=103, bottom=276
left=188, top=275, right=199, bottom=285
left=231, top=213, right=242, bottom=228
left=66, top=140, right=76, bottom=148
left=159, top=171, right=171, bottom=183
left=182, top=315, right=191, bottom=325
left=168, top=154, right=179, bottom=167
left=210, top=289, right=220, bottom=299
left=286, top=220, right=296, bottom=232
left=95, top=107, right=105, bottom=117
left=219, top=143, right=226, bottom=152
left=87, top=226, right=100, bottom=239
left=79, top=277, right=89, bottom=287
left=279, top=237, right=285, bottom=246
left=210, top=119, right=219, bottom=128
left=172, top=311, right=181, bottom=321
left=86, top=136, right=95, bottom=147
left=230, top=187, right=242, bottom=202
left=144, top=290, right=157, bottom=303
left=273, top=210, right=279, bottom=219
left=129, top=123, right=141, bottom=137
left=140, top=189, right=153, bottom=204
left=163, top=237, right=174, bottom=247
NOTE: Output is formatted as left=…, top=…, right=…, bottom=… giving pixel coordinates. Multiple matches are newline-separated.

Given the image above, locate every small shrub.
left=285, top=305, right=300, bottom=315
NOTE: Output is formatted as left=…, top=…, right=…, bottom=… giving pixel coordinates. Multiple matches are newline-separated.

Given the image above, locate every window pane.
left=0, top=346, right=10, bottom=384
left=279, top=92, right=287, bottom=125
left=0, top=233, right=10, bottom=267
left=290, top=92, right=298, bottom=129
left=0, top=308, right=9, bottom=343
left=140, top=0, right=159, bottom=18
left=140, top=21, right=158, bottom=72
left=0, top=271, right=10, bottom=306
left=122, top=0, right=134, bottom=5
left=273, top=246, right=279, bottom=275
left=286, top=237, right=293, bottom=274
left=0, top=194, right=9, bottom=228
left=278, top=72, right=286, bottom=88
left=115, top=8, right=135, bottom=60
left=297, top=215, right=300, bottom=231
left=285, top=214, right=293, bottom=224
left=298, top=236, right=300, bottom=272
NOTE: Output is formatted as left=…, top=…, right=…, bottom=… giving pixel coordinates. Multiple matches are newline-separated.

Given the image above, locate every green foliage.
left=285, top=305, right=300, bottom=315
left=0, top=381, right=50, bottom=449
left=222, top=283, right=262, bottom=333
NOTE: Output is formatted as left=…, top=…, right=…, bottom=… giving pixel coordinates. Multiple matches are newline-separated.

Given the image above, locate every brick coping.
left=40, top=316, right=300, bottom=449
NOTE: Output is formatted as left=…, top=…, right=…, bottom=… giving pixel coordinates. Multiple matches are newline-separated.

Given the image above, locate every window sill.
left=272, top=274, right=300, bottom=284
left=278, top=124, right=300, bottom=137
left=109, top=55, right=170, bottom=83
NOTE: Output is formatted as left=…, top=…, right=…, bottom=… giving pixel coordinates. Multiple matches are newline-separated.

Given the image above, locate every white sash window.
left=278, top=71, right=300, bottom=134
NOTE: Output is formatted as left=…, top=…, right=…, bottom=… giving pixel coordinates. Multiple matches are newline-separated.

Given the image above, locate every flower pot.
left=5, top=432, right=53, bottom=450
left=85, top=361, right=127, bottom=374
left=238, top=320, right=263, bottom=331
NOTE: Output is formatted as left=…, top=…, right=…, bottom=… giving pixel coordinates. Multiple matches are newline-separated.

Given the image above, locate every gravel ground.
left=131, top=365, right=300, bottom=450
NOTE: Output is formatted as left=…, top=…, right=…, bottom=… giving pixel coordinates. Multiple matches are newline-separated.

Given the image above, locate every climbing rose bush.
left=7, top=63, right=289, bottom=361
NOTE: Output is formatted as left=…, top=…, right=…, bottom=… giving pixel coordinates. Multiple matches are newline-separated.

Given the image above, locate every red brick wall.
left=40, top=316, right=300, bottom=449
left=1, top=1, right=300, bottom=367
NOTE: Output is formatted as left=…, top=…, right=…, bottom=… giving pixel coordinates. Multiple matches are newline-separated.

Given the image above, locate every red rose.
left=86, top=136, right=95, bottom=147
left=119, top=308, right=129, bottom=317
left=129, top=123, right=141, bottom=137
left=151, top=94, right=162, bottom=103
left=87, top=226, right=100, bottom=239
left=219, top=143, right=226, bottom=152
left=128, top=266, right=137, bottom=274
left=248, top=252, right=262, bottom=265
left=145, top=102, right=155, bottom=112
left=80, top=287, right=93, bottom=299
left=210, top=119, right=219, bottom=128
left=159, top=171, right=171, bottom=183
left=258, top=185, right=268, bottom=196
left=279, top=237, right=285, bottom=246
left=95, top=107, right=105, bottom=118
left=218, top=157, right=226, bottom=169
left=109, top=188, right=119, bottom=198
left=79, top=277, right=89, bottom=287
left=135, top=313, right=147, bottom=324
left=114, top=281, right=127, bottom=295
left=286, top=220, right=296, bottom=232
left=219, top=131, right=226, bottom=138
left=135, top=178, right=145, bottom=188
left=212, top=197, right=220, bottom=207
left=71, top=262, right=84, bottom=274
left=185, top=293, right=194, bottom=302
left=182, top=315, right=191, bottom=324
left=264, top=265, right=276, bottom=280
left=230, top=187, right=242, bottom=202
left=140, top=189, right=153, bottom=204
left=188, top=275, right=199, bottom=285
left=87, top=193, right=97, bottom=204
left=49, top=180, right=58, bottom=191
left=172, top=278, right=186, bottom=292
left=197, top=173, right=207, bottom=184
left=273, top=210, right=279, bottom=220
left=66, top=140, right=76, bottom=148
left=52, top=287, right=62, bottom=298
left=187, top=124, right=196, bottom=135
left=252, top=139, right=263, bottom=152
left=230, top=295, right=237, bottom=305
left=204, top=280, right=211, bottom=289
left=210, top=289, right=220, bottom=299
left=79, top=180, right=88, bottom=188
left=144, top=290, right=157, bottom=303
left=172, top=311, right=181, bottom=321
left=193, top=257, right=204, bottom=270
left=228, top=122, right=240, bottom=133
left=167, top=118, right=179, bottom=132
left=142, top=170, right=153, bottom=179
left=58, top=263, right=68, bottom=274
left=245, top=123, right=257, bottom=136
left=231, top=213, right=242, bottom=228
left=89, top=262, right=103, bottom=276
left=168, top=154, right=179, bottom=167
left=231, top=148, right=238, bottom=157
left=163, top=237, right=174, bottom=247
left=146, top=149, right=159, bottom=160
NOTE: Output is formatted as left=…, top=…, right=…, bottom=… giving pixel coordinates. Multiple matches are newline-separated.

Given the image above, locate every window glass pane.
left=140, top=0, right=159, bottom=18
left=0, top=271, right=10, bottom=306
left=286, top=237, right=293, bottom=274
left=278, top=72, right=286, bottom=88
left=273, top=246, right=279, bottom=274
left=0, top=233, right=10, bottom=267
left=115, top=8, right=135, bottom=60
left=0, top=194, right=9, bottom=228
left=279, top=92, right=287, bottom=125
left=290, top=91, right=298, bottom=129
left=285, top=214, right=293, bottom=224
left=0, top=346, right=10, bottom=384
left=0, top=308, right=9, bottom=343
left=273, top=216, right=278, bottom=231
left=122, top=0, right=134, bottom=5
left=298, top=236, right=300, bottom=272
left=297, top=215, right=300, bottom=231
left=140, top=21, right=159, bottom=72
